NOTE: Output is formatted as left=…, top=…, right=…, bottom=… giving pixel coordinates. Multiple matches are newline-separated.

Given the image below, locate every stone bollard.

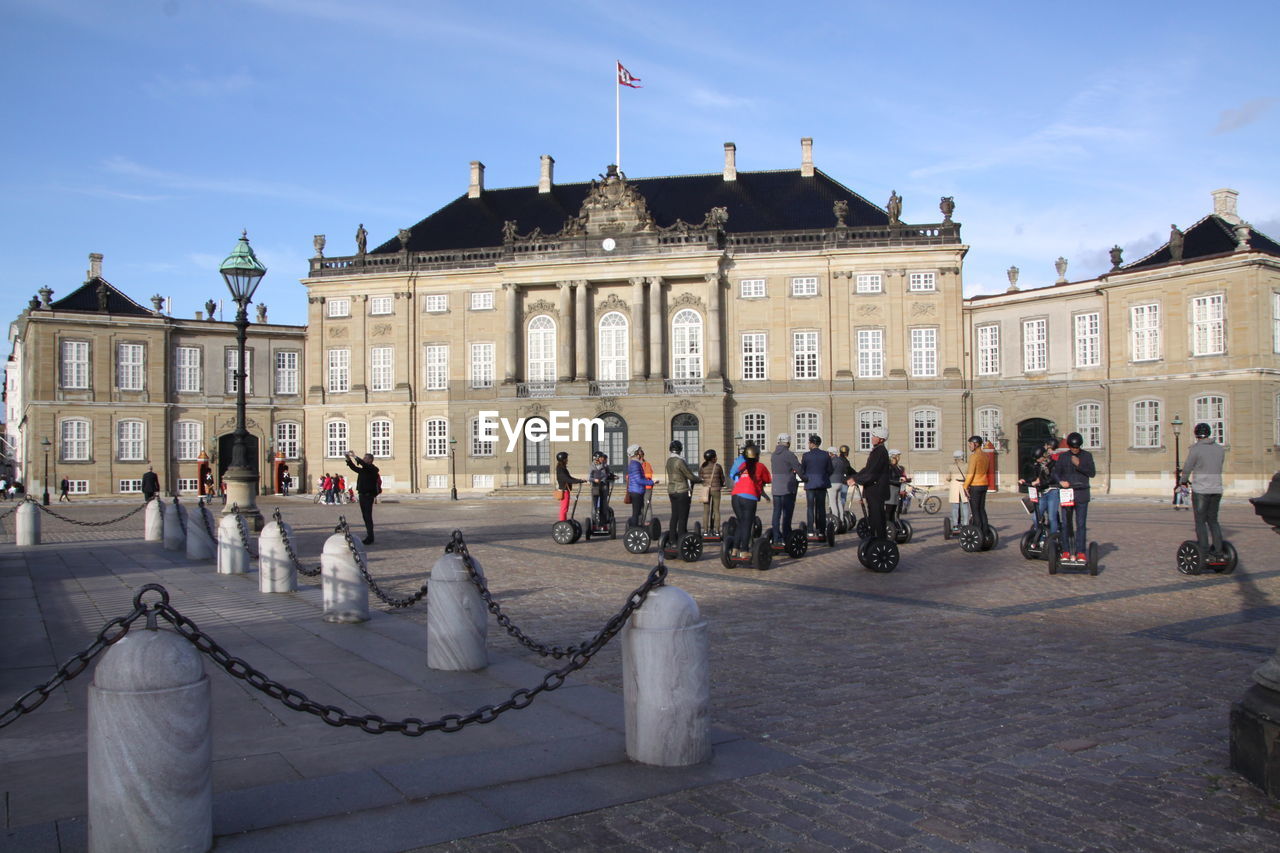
left=16, top=501, right=40, bottom=546
left=427, top=551, right=488, bottom=671
left=185, top=505, right=215, bottom=561
left=258, top=519, right=297, bottom=593
left=622, top=585, right=711, bottom=767
left=321, top=532, right=369, bottom=623
left=162, top=500, right=187, bottom=552
left=144, top=499, right=163, bottom=542
left=216, top=514, right=249, bottom=575
left=88, top=626, right=212, bottom=853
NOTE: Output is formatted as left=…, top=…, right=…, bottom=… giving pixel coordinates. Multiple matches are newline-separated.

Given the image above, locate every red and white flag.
left=617, top=61, right=642, bottom=88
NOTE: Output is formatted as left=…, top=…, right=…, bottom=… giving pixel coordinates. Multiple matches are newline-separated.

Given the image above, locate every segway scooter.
left=1175, top=540, right=1238, bottom=575
left=719, top=519, right=773, bottom=570
left=622, top=489, right=663, bottom=554
left=583, top=481, right=617, bottom=541
left=856, top=518, right=900, bottom=573
left=799, top=519, right=837, bottom=548
left=1018, top=491, right=1050, bottom=560
left=661, top=519, right=704, bottom=563
left=1046, top=501, right=1098, bottom=575
left=764, top=525, right=809, bottom=558
left=551, top=484, right=584, bottom=545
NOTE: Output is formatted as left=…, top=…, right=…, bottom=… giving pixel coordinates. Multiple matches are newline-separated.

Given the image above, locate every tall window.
left=1075, top=402, right=1103, bottom=449
left=470, top=417, right=494, bottom=456
left=369, top=419, right=392, bottom=458
left=794, top=411, right=820, bottom=443
left=908, top=272, right=936, bottom=292
left=912, top=409, right=939, bottom=451
left=976, top=407, right=1001, bottom=445
left=740, top=279, right=765, bottom=298
left=791, top=277, right=818, bottom=297
left=176, top=421, right=202, bottom=460
left=470, top=291, right=494, bottom=311
left=470, top=342, right=494, bottom=389
left=61, top=340, right=89, bottom=389
left=1131, top=303, right=1161, bottom=361
left=370, top=346, right=394, bottom=392
left=369, top=295, right=393, bottom=315
left=857, top=329, right=883, bottom=378
left=61, top=418, right=90, bottom=461
left=327, top=298, right=350, bottom=317
left=274, top=351, right=299, bottom=395
left=1193, top=395, right=1226, bottom=444
left=527, top=315, right=556, bottom=382
left=423, top=344, right=447, bottom=390
left=1132, top=399, right=1161, bottom=448
left=1023, top=319, right=1047, bottom=372
left=910, top=328, right=937, bottom=377
left=117, top=344, right=144, bottom=391
left=1074, top=312, right=1101, bottom=368
left=176, top=346, right=201, bottom=393
left=598, top=312, right=629, bottom=381
left=977, top=325, right=1000, bottom=376
left=855, top=274, right=882, bottom=294
left=425, top=418, right=448, bottom=457
left=858, top=409, right=886, bottom=451
left=742, top=412, right=767, bottom=449
left=1191, top=294, right=1225, bottom=356
left=326, top=421, right=348, bottom=458
left=225, top=349, right=253, bottom=394
left=671, top=310, right=703, bottom=379
left=793, top=331, right=819, bottom=379
left=117, top=420, right=144, bottom=461
left=741, top=333, right=766, bottom=381
left=275, top=422, right=299, bottom=459
left=327, top=348, right=350, bottom=393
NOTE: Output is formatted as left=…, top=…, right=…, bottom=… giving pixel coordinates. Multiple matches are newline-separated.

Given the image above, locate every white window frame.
left=1273, top=292, right=1280, bottom=355
left=470, top=417, right=495, bottom=457
left=427, top=474, right=448, bottom=490
left=1074, top=312, right=1101, bottom=368
left=855, top=274, right=883, bottom=294
left=908, top=272, right=936, bottom=292
left=740, top=278, right=766, bottom=299
left=911, top=408, right=940, bottom=451
left=910, top=327, right=938, bottom=378
left=117, top=343, right=145, bottom=391
left=527, top=315, right=556, bottom=382
left=275, top=422, right=300, bottom=460
left=117, top=420, right=145, bottom=461
left=225, top=348, right=252, bottom=395
left=425, top=418, right=449, bottom=457
left=421, top=345, right=446, bottom=391
left=791, top=276, right=818, bottom=297
left=175, top=420, right=202, bottom=461
left=118, top=479, right=143, bottom=494
left=370, top=345, right=395, bottom=392
left=176, top=478, right=199, bottom=494
left=326, top=421, right=349, bottom=458
left=1191, top=294, right=1226, bottom=356
left=61, top=418, right=91, bottom=461
left=424, top=294, right=448, bottom=313
left=470, top=291, right=494, bottom=311
left=1075, top=402, right=1103, bottom=449
left=742, top=412, right=767, bottom=450
left=741, top=333, right=767, bottom=381
left=1193, top=395, right=1227, bottom=445
left=327, top=298, right=350, bottom=318
left=176, top=346, right=201, bottom=393
left=472, top=474, right=494, bottom=489
left=369, top=295, right=394, bottom=316
left=977, top=324, right=1000, bottom=376
left=1132, top=399, right=1161, bottom=448
left=1131, top=303, right=1161, bottom=362
left=857, top=409, right=886, bottom=452
left=369, top=419, right=392, bottom=458
left=470, top=342, right=495, bottom=389
left=1023, top=318, right=1048, bottom=373
left=598, top=312, right=629, bottom=382
left=274, top=350, right=299, bottom=395
left=976, top=407, right=1001, bottom=445
left=327, top=348, right=350, bottom=393
left=61, top=340, right=89, bottom=389
left=856, top=328, right=883, bottom=378
left=671, top=310, right=704, bottom=380
left=63, top=479, right=89, bottom=495
left=792, top=330, right=819, bottom=380
left=793, top=411, right=820, bottom=443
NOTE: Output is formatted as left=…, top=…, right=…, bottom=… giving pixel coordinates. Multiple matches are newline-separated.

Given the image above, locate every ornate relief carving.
left=674, top=399, right=696, bottom=412
left=669, top=292, right=705, bottom=315
left=598, top=399, right=617, bottom=412
left=571, top=165, right=656, bottom=236
left=595, top=292, right=629, bottom=316
left=910, top=303, right=937, bottom=318
left=522, top=402, right=546, bottom=417
left=856, top=305, right=882, bottom=317
left=328, top=326, right=348, bottom=337
left=524, top=298, right=558, bottom=318
left=371, top=323, right=393, bottom=336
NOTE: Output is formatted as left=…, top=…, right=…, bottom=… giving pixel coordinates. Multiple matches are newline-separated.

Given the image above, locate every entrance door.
left=672, top=413, right=699, bottom=467
left=593, top=413, right=627, bottom=478
left=523, top=418, right=550, bottom=485
left=1016, top=418, right=1055, bottom=492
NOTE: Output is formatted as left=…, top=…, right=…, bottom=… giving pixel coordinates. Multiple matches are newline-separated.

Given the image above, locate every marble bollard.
left=88, top=627, right=212, bottom=853
left=622, top=584, right=711, bottom=767
left=16, top=501, right=40, bottom=546
left=322, top=532, right=368, bottom=623
left=162, top=501, right=187, bottom=552
left=216, top=514, right=249, bottom=575
left=259, top=520, right=297, bottom=593
left=144, top=499, right=163, bottom=542
left=427, top=551, right=489, bottom=671
left=185, top=507, right=215, bottom=561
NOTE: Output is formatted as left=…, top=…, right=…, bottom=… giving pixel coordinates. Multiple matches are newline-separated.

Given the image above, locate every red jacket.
left=730, top=461, right=772, bottom=499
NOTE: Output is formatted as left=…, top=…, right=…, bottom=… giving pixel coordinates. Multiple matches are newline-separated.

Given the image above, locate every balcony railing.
left=589, top=380, right=630, bottom=397
left=517, top=381, right=556, bottom=398
left=664, top=378, right=704, bottom=395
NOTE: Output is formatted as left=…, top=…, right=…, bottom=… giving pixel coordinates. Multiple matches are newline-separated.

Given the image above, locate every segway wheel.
left=1087, top=541, right=1099, bottom=576
left=722, top=517, right=737, bottom=542
left=1220, top=542, right=1239, bottom=574
left=836, top=515, right=848, bottom=534
left=1175, top=540, right=1202, bottom=576
left=1048, top=545, right=1060, bottom=575
left=861, top=538, right=899, bottom=573
left=982, top=525, right=999, bottom=551
left=623, top=526, right=651, bottom=554
left=752, top=517, right=763, bottom=539
left=751, top=536, right=773, bottom=571
left=959, top=525, right=981, bottom=553
left=942, top=517, right=953, bottom=541
left=844, top=510, right=856, bottom=531
left=680, top=533, right=703, bottom=563
left=719, top=536, right=734, bottom=569
left=922, top=495, right=942, bottom=515
left=569, top=520, right=583, bottom=543
left=785, top=529, right=808, bottom=558
left=552, top=521, right=575, bottom=545
left=609, top=516, right=617, bottom=540
left=825, top=521, right=836, bottom=547
left=856, top=517, right=872, bottom=540
left=896, top=518, right=913, bottom=545
left=584, top=523, right=593, bottom=541
left=649, top=518, right=662, bottom=541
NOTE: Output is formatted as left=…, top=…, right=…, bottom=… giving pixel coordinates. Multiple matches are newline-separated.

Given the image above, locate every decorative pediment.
left=658, top=206, right=729, bottom=236
left=597, top=399, right=617, bottom=412
left=669, top=292, right=705, bottom=315
left=571, top=165, right=656, bottom=236
left=525, top=298, right=558, bottom=318
left=595, top=292, right=629, bottom=317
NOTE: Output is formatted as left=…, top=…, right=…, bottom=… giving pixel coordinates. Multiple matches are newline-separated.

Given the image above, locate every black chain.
left=230, top=505, right=259, bottom=558
left=198, top=498, right=217, bottom=544
left=273, top=507, right=322, bottom=577
left=338, top=517, right=429, bottom=607
left=33, top=500, right=147, bottom=528
left=174, top=497, right=188, bottom=536
left=447, top=529, right=667, bottom=660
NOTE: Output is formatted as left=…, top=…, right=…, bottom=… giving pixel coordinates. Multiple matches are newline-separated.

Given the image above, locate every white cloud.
left=1213, top=97, right=1278, bottom=134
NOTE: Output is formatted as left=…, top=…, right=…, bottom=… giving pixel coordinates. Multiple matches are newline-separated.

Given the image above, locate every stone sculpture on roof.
left=1169, top=225, right=1184, bottom=263
left=577, top=165, right=656, bottom=235
left=833, top=199, right=849, bottom=227
left=355, top=224, right=367, bottom=256
left=887, top=191, right=902, bottom=226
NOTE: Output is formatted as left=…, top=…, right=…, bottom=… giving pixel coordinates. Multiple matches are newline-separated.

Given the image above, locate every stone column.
left=426, top=551, right=489, bottom=671
left=322, top=533, right=369, bottom=623
left=88, top=628, right=212, bottom=853
left=16, top=500, right=39, bottom=546
left=216, top=514, right=249, bottom=575
left=144, top=499, right=163, bottom=542
left=259, top=519, right=297, bottom=593
left=574, top=281, right=589, bottom=381
left=184, top=505, right=215, bottom=561
left=504, top=283, right=520, bottom=383
left=557, top=281, right=572, bottom=383
left=648, top=276, right=664, bottom=380
left=705, top=272, right=723, bottom=379
left=631, top=277, right=647, bottom=380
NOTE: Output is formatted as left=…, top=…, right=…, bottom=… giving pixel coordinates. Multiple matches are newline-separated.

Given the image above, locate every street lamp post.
left=219, top=231, right=267, bottom=531
left=1172, top=414, right=1184, bottom=502
left=449, top=437, right=458, bottom=500
left=733, top=432, right=743, bottom=457
left=41, top=437, right=51, bottom=506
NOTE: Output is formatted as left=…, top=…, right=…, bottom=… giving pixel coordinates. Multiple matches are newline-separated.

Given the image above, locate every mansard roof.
left=48, top=278, right=154, bottom=316
left=374, top=168, right=891, bottom=254
left=1123, top=215, right=1280, bottom=271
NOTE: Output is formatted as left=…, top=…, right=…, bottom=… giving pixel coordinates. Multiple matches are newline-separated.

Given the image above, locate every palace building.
left=6, top=142, right=1278, bottom=497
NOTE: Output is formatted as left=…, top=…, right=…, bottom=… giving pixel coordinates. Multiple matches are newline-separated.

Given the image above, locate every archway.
left=592, top=413, right=627, bottom=478
left=671, top=413, right=699, bottom=467
left=1016, top=418, right=1055, bottom=493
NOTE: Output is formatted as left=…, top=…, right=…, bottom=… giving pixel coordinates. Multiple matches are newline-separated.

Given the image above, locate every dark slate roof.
left=48, top=278, right=155, bottom=316
left=374, top=168, right=890, bottom=254
left=1123, top=215, right=1280, bottom=271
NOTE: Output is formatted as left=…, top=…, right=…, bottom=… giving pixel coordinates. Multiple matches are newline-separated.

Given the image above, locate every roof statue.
left=887, top=191, right=902, bottom=226
left=38, top=286, right=52, bottom=308
left=96, top=280, right=109, bottom=312
left=940, top=196, right=955, bottom=222
left=313, top=234, right=326, bottom=258
left=1006, top=266, right=1020, bottom=292
left=205, top=299, right=217, bottom=319
left=1169, top=225, right=1185, bottom=263
left=833, top=199, right=849, bottom=227
left=355, top=223, right=367, bottom=256
left=1109, top=245, right=1124, bottom=270
left=397, top=229, right=412, bottom=251
left=578, top=165, right=656, bottom=235
left=1055, top=256, right=1068, bottom=283
left=256, top=303, right=268, bottom=324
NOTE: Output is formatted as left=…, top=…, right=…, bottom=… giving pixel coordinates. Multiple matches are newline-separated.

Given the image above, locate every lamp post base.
left=221, top=466, right=264, bottom=532
left=1230, top=684, right=1280, bottom=798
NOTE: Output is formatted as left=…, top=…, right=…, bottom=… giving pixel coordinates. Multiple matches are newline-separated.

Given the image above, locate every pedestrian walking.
left=59, top=477, right=71, bottom=502
left=344, top=451, right=381, bottom=545
left=141, top=466, right=160, bottom=502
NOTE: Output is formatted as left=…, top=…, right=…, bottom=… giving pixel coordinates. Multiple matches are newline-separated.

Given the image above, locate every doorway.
left=592, top=413, right=628, bottom=478
left=1016, top=418, right=1055, bottom=492
left=671, top=413, right=700, bottom=468
left=523, top=418, right=550, bottom=485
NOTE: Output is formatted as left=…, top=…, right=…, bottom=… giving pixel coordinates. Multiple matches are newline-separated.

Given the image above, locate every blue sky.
left=3, top=0, right=1277, bottom=329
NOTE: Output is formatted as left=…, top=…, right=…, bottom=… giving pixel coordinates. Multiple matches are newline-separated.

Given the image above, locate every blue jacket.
left=626, top=458, right=654, bottom=493
left=800, top=448, right=833, bottom=489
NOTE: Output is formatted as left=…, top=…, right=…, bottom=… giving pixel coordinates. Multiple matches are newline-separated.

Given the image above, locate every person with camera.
left=344, top=450, right=381, bottom=545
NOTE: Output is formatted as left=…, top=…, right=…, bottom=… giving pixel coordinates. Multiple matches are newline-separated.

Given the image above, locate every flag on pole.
left=617, top=61, right=642, bottom=88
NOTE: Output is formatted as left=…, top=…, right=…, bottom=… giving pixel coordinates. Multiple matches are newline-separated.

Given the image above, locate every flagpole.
left=615, top=62, right=621, bottom=170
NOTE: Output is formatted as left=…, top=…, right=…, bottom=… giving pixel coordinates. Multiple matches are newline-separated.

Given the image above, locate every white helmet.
left=888, top=449, right=901, bottom=457
left=871, top=426, right=888, bottom=440
left=626, top=444, right=641, bottom=456
left=953, top=450, right=964, bottom=459
left=777, top=432, right=791, bottom=444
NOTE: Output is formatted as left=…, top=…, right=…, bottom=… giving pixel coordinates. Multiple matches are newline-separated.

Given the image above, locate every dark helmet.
left=669, top=439, right=683, bottom=454
left=703, top=449, right=717, bottom=462
left=839, top=444, right=850, bottom=455
left=744, top=439, right=758, bottom=449
left=809, top=434, right=822, bottom=446
left=555, top=451, right=569, bottom=462
left=1194, top=422, right=1212, bottom=439
left=968, top=435, right=984, bottom=445
left=1032, top=446, right=1046, bottom=460
left=1066, top=432, right=1084, bottom=448
left=744, top=445, right=760, bottom=460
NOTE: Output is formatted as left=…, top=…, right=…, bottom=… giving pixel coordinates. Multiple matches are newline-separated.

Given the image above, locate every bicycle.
left=899, top=484, right=942, bottom=515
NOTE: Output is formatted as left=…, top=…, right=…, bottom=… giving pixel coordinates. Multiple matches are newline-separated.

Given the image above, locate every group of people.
left=0, top=477, right=23, bottom=499
left=1018, top=433, right=1097, bottom=560
left=317, top=472, right=351, bottom=504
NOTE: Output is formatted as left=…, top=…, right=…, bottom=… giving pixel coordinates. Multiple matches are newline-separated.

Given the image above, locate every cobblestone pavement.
left=5, top=493, right=1280, bottom=850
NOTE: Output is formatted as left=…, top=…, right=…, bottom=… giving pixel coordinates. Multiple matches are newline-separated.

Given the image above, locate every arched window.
left=527, top=315, right=556, bottom=382
left=598, top=312, right=629, bottom=381
left=976, top=407, right=1002, bottom=445
left=672, top=414, right=699, bottom=466
left=424, top=418, right=449, bottom=457
left=61, top=418, right=91, bottom=462
left=857, top=409, right=886, bottom=451
left=369, top=419, right=392, bottom=458
left=274, top=422, right=299, bottom=460
left=911, top=408, right=940, bottom=451
left=1074, top=403, right=1103, bottom=449
left=741, top=412, right=767, bottom=450
left=1193, top=395, right=1227, bottom=444
left=326, top=421, right=349, bottom=458
left=177, top=421, right=204, bottom=461
left=593, top=413, right=628, bottom=476
left=793, top=411, right=820, bottom=444
left=671, top=309, right=703, bottom=379
left=1132, top=400, right=1160, bottom=448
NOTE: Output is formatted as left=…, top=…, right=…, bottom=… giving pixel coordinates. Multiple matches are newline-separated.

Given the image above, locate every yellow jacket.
left=963, top=449, right=991, bottom=488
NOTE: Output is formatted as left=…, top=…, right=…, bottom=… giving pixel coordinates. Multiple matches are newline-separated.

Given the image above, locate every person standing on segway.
left=626, top=445, right=656, bottom=528
left=852, top=427, right=891, bottom=538
left=830, top=446, right=852, bottom=521
left=699, top=449, right=726, bottom=534
left=946, top=450, right=971, bottom=529
left=589, top=452, right=615, bottom=524
left=1052, top=432, right=1096, bottom=561
left=770, top=434, right=803, bottom=545
left=554, top=452, right=585, bottom=522
left=962, top=435, right=992, bottom=537
left=886, top=449, right=911, bottom=519
left=1180, top=422, right=1225, bottom=559
left=801, top=435, right=833, bottom=532
left=730, top=444, right=771, bottom=558
left=665, top=441, right=701, bottom=541
left=1019, top=447, right=1053, bottom=532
